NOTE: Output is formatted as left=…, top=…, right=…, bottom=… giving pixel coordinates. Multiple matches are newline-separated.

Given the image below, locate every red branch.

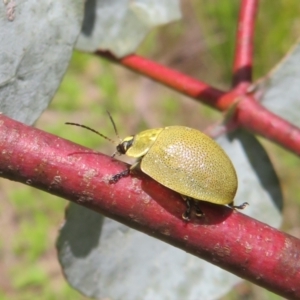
left=0, top=114, right=300, bottom=299
left=96, top=50, right=225, bottom=108
left=235, top=95, right=300, bottom=155
left=232, top=0, right=258, bottom=85
left=97, top=51, right=300, bottom=155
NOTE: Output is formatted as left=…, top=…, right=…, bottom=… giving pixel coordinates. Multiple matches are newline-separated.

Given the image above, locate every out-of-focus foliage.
left=0, top=1, right=299, bottom=299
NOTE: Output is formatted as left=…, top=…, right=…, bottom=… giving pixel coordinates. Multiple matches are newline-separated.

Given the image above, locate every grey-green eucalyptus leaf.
left=76, top=0, right=181, bottom=57
left=0, top=0, right=84, bottom=124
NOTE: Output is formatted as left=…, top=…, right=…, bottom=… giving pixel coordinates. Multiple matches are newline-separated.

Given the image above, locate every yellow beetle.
left=66, top=121, right=248, bottom=220
left=110, top=126, right=247, bottom=219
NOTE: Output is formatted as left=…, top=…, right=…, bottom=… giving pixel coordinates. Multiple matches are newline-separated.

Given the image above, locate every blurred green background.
left=0, top=1, right=300, bottom=299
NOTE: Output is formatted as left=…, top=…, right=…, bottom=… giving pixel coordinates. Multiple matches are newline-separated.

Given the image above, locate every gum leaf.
left=0, top=0, right=84, bottom=124
left=76, top=0, right=181, bottom=57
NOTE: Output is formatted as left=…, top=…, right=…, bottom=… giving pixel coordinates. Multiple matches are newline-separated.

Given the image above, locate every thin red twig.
left=232, top=0, right=258, bottom=86
left=0, top=113, right=300, bottom=299
left=96, top=51, right=225, bottom=109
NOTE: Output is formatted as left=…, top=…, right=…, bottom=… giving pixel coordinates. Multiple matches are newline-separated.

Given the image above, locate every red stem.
left=96, top=51, right=225, bottom=109
left=220, top=85, right=300, bottom=155
left=232, top=0, right=258, bottom=85
left=0, top=113, right=300, bottom=299
left=236, top=95, right=300, bottom=155
left=97, top=51, right=300, bottom=155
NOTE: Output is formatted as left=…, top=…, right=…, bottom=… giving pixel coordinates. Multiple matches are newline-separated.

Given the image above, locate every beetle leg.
left=109, top=161, right=140, bottom=183
left=193, top=200, right=204, bottom=217
left=181, top=196, right=192, bottom=220
left=109, top=168, right=130, bottom=183
left=228, top=201, right=249, bottom=210
left=181, top=196, right=205, bottom=220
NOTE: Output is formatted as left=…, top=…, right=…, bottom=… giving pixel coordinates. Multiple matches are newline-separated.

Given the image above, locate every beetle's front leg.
left=109, top=161, right=140, bottom=183
left=109, top=168, right=130, bottom=183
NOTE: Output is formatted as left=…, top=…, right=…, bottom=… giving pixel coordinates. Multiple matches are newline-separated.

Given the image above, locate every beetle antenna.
left=106, top=110, right=122, bottom=142
left=65, top=122, right=117, bottom=144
